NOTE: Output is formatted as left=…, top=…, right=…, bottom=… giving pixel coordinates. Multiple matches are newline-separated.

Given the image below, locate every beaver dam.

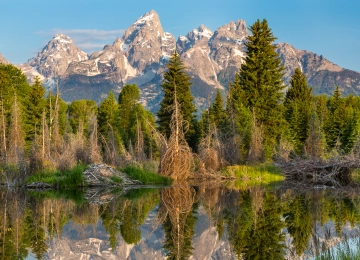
left=276, top=155, right=360, bottom=187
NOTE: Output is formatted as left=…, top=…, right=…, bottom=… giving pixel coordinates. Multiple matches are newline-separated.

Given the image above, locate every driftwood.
left=276, top=155, right=360, bottom=187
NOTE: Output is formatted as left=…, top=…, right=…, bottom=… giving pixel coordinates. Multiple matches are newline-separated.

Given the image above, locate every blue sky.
left=1, top=0, right=359, bottom=71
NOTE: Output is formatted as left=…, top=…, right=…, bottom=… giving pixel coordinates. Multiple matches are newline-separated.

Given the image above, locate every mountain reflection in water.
left=0, top=184, right=360, bottom=259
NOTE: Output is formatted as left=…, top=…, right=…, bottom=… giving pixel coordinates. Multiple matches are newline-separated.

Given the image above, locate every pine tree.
left=24, top=76, right=46, bottom=144
left=324, top=87, right=346, bottom=149
left=157, top=51, right=199, bottom=151
left=223, top=73, right=253, bottom=163
left=208, top=90, right=226, bottom=130
left=239, top=19, right=285, bottom=159
left=284, top=68, right=313, bottom=154
left=237, top=19, right=285, bottom=160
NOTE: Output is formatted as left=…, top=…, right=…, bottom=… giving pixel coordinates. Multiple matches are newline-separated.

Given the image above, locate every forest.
left=1, top=19, right=360, bottom=185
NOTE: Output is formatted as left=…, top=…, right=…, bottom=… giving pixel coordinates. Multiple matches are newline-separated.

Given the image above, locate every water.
left=0, top=184, right=360, bottom=259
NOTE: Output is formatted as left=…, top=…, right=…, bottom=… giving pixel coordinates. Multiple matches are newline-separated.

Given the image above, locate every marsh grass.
left=221, top=164, right=284, bottom=189
left=223, top=164, right=284, bottom=180
left=24, top=164, right=88, bottom=188
left=122, top=165, right=172, bottom=185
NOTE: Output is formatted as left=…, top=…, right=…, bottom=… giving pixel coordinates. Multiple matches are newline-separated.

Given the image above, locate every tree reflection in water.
left=1, top=186, right=360, bottom=259
left=157, top=185, right=197, bottom=260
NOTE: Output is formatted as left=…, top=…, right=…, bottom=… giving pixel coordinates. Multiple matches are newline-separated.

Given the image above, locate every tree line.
left=1, top=18, right=360, bottom=183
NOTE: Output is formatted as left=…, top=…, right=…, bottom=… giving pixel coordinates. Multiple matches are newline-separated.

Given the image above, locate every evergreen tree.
left=324, top=87, right=346, bottom=149
left=226, top=73, right=252, bottom=163
left=236, top=19, right=285, bottom=160
left=208, top=90, right=226, bottom=130
left=68, top=100, right=98, bottom=135
left=157, top=51, right=199, bottom=151
left=98, top=91, right=119, bottom=137
left=24, top=76, right=46, bottom=145
left=284, top=68, right=313, bottom=154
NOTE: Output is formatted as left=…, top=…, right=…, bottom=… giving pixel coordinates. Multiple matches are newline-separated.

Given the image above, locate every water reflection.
left=158, top=186, right=197, bottom=259
left=1, top=185, right=360, bottom=259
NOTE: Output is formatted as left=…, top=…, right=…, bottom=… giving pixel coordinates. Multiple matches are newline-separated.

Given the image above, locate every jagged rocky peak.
left=122, top=10, right=176, bottom=72
left=0, top=53, right=9, bottom=64
left=276, top=42, right=343, bottom=82
left=177, top=24, right=213, bottom=54
left=207, top=19, right=249, bottom=82
left=189, top=24, right=213, bottom=42
left=112, top=37, right=122, bottom=49
left=66, top=34, right=137, bottom=80
left=24, top=34, right=88, bottom=78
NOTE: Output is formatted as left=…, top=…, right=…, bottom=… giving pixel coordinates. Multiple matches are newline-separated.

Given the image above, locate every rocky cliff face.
left=18, top=10, right=360, bottom=111
left=276, top=42, right=360, bottom=95
left=0, top=53, right=9, bottom=64
left=21, top=34, right=88, bottom=79
left=122, top=10, right=176, bottom=72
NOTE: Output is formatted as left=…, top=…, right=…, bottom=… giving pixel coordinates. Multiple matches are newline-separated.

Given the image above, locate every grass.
left=122, top=165, right=172, bottom=185
left=24, top=164, right=88, bottom=189
left=110, top=175, right=123, bottom=184
left=221, top=164, right=284, bottom=189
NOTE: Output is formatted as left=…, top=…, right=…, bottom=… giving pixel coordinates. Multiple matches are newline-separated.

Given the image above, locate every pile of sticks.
left=276, top=155, right=360, bottom=187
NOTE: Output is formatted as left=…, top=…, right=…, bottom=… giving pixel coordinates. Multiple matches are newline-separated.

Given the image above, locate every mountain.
left=18, top=10, right=360, bottom=112
left=276, top=42, right=360, bottom=95
left=19, top=34, right=88, bottom=87
left=0, top=53, right=9, bottom=64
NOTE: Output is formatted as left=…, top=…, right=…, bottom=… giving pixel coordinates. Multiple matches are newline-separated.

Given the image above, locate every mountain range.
left=3, top=10, right=360, bottom=112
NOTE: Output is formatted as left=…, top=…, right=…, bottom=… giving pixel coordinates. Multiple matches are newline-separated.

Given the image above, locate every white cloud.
left=36, top=28, right=125, bottom=54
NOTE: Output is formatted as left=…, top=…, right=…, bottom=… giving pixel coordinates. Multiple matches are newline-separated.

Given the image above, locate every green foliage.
left=98, top=91, right=119, bottom=137
left=27, top=189, right=86, bottom=205
left=284, top=68, right=313, bottom=154
left=110, top=175, right=122, bottom=184
left=226, top=190, right=285, bottom=259
left=122, top=165, right=172, bottom=184
left=0, top=63, right=31, bottom=115
left=68, top=99, right=98, bottom=134
left=163, top=202, right=198, bottom=260
left=117, top=84, right=156, bottom=157
left=122, top=188, right=158, bottom=200
left=223, top=164, right=284, bottom=188
left=235, top=19, right=285, bottom=160
left=24, top=164, right=87, bottom=188
left=157, top=51, right=199, bottom=151
left=284, top=195, right=312, bottom=256
left=24, top=76, right=46, bottom=143
left=118, top=84, right=140, bottom=147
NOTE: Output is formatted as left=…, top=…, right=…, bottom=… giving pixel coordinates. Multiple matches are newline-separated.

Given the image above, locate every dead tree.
left=158, top=85, right=194, bottom=181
